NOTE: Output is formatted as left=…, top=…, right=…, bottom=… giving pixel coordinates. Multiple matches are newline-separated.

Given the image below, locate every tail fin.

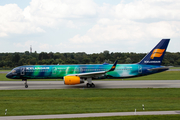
left=138, top=39, right=170, bottom=66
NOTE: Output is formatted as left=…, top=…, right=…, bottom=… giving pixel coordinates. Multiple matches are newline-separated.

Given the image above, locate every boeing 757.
left=6, top=39, right=170, bottom=88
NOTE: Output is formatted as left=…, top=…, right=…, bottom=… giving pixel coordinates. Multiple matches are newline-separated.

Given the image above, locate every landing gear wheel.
left=86, top=83, right=95, bottom=88
left=23, top=79, right=28, bottom=88
left=25, top=85, right=28, bottom=88
left=86, top=78, right=95, bottom=88
left=91, top=83, right=95, bottom=88
left=87, top=83, right=91, bottom=88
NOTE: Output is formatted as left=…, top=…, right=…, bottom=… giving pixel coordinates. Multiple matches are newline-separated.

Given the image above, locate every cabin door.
left=52, top=67, right=56, bottom=74
left=138, top=66, right=142, bottom=73
left=21, top=67, right=25, bottom=75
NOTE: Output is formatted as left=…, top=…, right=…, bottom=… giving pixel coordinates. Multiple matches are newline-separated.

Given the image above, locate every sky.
left=0, top=0, right=180, bottom=54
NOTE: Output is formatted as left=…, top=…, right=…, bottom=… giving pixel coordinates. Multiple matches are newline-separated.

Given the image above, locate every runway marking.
left=0, top=111, right=180, bottom=120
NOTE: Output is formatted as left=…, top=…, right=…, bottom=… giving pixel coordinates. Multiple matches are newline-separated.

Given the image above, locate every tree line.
left=0, top=50, right=179, bottom=69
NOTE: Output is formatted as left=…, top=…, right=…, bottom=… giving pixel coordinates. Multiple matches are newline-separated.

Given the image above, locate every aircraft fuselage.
left=6, top=64, right=168, bottom=80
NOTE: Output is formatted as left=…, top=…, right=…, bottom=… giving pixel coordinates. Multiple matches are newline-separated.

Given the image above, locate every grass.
left=0, top=88, right=180, bottom=116
left=40, top=115, right=180, bottom=120
left=0, top=71, right=179, bottom=81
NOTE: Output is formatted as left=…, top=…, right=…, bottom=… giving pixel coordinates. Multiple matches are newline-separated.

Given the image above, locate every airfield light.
left=142, top=104, right=145, bottom=110
left=5, top=109, right=7, bottom=115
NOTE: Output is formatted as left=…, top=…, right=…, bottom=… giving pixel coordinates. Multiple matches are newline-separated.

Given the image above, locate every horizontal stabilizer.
left=148, top=67, right=170, bottom=71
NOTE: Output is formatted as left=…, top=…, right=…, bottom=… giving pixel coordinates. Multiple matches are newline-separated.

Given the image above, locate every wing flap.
left=67, top=71, right=106, bottom=78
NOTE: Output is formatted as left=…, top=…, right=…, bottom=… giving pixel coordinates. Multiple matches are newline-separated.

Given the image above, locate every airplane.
left=6, top=39, right=170, bottom=88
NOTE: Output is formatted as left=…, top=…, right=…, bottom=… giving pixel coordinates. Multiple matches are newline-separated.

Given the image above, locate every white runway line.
left=0, top=111, right=180, bottom=120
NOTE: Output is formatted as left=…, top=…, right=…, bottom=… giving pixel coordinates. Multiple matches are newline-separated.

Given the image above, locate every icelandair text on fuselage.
left=26, top=67, right=50, bottom=70
left=144, top=61, right=161, bottom=63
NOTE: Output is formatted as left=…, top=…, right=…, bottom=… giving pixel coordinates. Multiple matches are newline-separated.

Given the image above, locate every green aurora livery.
left=6, top=39, right=170, bottom=88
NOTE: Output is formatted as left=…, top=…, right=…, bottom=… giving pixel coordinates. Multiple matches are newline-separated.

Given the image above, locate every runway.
left=1, top=80, right=180, bottom=90
left=0, top=111, right=180, bottom=120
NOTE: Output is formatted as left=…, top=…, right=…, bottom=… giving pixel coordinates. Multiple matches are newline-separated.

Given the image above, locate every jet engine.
left=64, top=76, right=84, bottom=85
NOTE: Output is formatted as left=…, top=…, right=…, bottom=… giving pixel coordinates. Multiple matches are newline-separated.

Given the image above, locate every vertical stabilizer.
left=138, top=39, right=170, bottom=66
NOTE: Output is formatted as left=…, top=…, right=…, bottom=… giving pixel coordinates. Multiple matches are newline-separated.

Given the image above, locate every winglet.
left=108, top=60, right=118, bottom=72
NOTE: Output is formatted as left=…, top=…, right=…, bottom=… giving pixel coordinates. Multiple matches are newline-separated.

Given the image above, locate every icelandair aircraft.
left=6, top=39, right=170, bottom=88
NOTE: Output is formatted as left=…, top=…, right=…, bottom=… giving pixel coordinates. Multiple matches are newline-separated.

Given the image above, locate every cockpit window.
left=11, top=70, right=16, bottom=73
left=11, top=68, right=19, bottom=73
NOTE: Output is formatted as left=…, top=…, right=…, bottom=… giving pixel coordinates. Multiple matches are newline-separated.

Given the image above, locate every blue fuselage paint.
left=6, top=64, right=168, bottom=80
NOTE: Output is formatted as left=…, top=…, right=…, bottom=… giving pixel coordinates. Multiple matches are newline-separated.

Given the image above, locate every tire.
left=91, top=83, right=95, bottom=88
left=25, top=85, right=28, bottom=88
left=87, top=83, right=91, bottom=88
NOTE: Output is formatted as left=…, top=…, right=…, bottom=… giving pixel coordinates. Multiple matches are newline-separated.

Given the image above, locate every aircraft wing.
left=69, top=71, right=107, bottom=78
left=67, top=60, right=118, bottom=78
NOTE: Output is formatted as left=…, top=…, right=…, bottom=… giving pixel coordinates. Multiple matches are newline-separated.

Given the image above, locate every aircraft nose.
left=6, top=73, right=12, bottom=78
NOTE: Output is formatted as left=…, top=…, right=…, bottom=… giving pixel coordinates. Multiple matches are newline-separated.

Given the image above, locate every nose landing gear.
left=23, top=79, right=28, bottom=88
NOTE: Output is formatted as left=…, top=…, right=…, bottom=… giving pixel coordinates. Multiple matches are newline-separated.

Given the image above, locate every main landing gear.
left=23, top=79, right=28, bottom=88
left=86, top=78, right=95, bottom=88
left=86, top=83, right=95, bottom=88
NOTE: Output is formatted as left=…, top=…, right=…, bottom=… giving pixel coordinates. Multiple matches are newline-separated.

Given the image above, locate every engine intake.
left=64, top=76, right=84, bottom=85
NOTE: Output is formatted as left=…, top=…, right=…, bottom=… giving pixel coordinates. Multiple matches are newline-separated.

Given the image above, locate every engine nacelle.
left=64, top=76, right=84, bottom=85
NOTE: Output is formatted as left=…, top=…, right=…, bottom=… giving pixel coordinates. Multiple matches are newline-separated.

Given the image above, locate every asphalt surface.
left=168, top=69, right=180, bottom=71
left=0, top=71, right=9, bottom=73
left=0, top=111, right=180, bottom=120
left=1, top=80, right=180, bottom=90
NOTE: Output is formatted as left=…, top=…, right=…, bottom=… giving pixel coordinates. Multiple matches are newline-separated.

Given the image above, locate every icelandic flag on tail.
left=138, top=39, right=170, bottom=66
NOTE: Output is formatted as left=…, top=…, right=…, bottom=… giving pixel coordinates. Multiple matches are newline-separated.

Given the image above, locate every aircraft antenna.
left=30, top=45, right=32, bottom=53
